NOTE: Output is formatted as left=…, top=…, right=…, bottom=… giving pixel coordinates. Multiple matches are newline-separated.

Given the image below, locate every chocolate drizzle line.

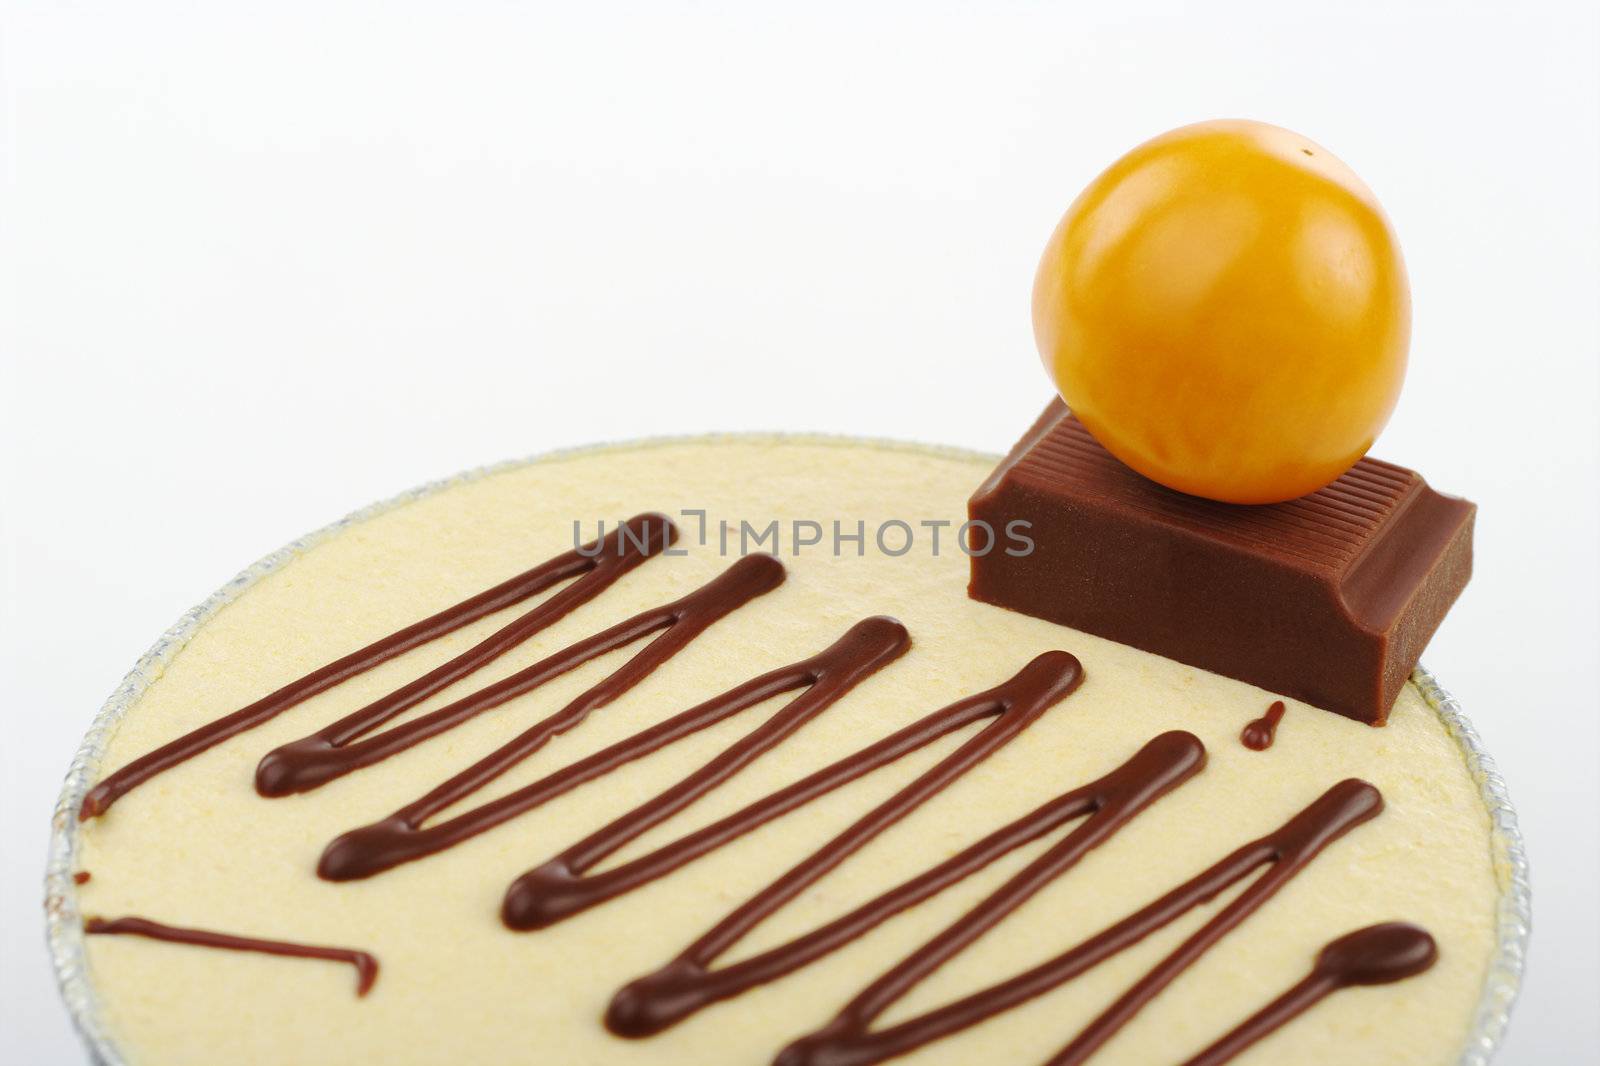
left=508, top=649, right=1086, bottom=934
left=1178, top=923, right=1438, bottom=1066
left=316, top=553, right=789, bottom=881
left=1241, top=700, right=1286, bottom=751
left=773, top=778, right=1384, bottom=1066
left=607, top=729, right=1198, bottom=1038
left=84, top=916, right=379, bottom=997
left=80, top=514, right=678, bottom=819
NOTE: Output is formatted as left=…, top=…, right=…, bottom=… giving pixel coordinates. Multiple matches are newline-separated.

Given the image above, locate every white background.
left=3, top=2, right=1596, bottom=1062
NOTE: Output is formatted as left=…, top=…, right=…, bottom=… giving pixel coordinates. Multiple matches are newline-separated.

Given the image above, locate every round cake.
left=51, top=437, right=1515, bottom=1065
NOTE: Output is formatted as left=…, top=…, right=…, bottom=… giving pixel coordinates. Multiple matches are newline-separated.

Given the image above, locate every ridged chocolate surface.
left=1015, top=415, right=1419, bottom=570
left=969, top=400, right=1475, bottom=723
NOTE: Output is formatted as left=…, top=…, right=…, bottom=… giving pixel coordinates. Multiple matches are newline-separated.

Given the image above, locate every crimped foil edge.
left=1411, top=664, right=1531, bottom=1065
left=44, top=433, right=1530, bottom=1066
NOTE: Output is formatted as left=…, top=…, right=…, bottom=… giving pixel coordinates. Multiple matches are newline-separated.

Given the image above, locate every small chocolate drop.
left=1241, top=701, right=1286, bottom=751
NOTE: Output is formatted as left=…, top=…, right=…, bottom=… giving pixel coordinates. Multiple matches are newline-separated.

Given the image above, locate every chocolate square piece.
left=968, top=400, right=1474, bottom=724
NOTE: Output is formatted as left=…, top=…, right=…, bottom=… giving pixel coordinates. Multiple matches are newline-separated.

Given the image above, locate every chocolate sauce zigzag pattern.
left=77, top=510, right=1439, bottom=1063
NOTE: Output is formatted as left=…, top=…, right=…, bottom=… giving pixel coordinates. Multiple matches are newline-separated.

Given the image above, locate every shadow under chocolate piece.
left=968, top=400, right=1474, bottom=725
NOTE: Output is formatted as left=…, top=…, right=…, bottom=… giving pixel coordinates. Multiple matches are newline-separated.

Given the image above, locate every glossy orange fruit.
left=1032, top=119, right=1410, bottom=504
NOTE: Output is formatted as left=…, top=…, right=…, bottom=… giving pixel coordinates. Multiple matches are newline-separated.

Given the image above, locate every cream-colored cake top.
left=73, top=438, right=1497, bottom=1066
